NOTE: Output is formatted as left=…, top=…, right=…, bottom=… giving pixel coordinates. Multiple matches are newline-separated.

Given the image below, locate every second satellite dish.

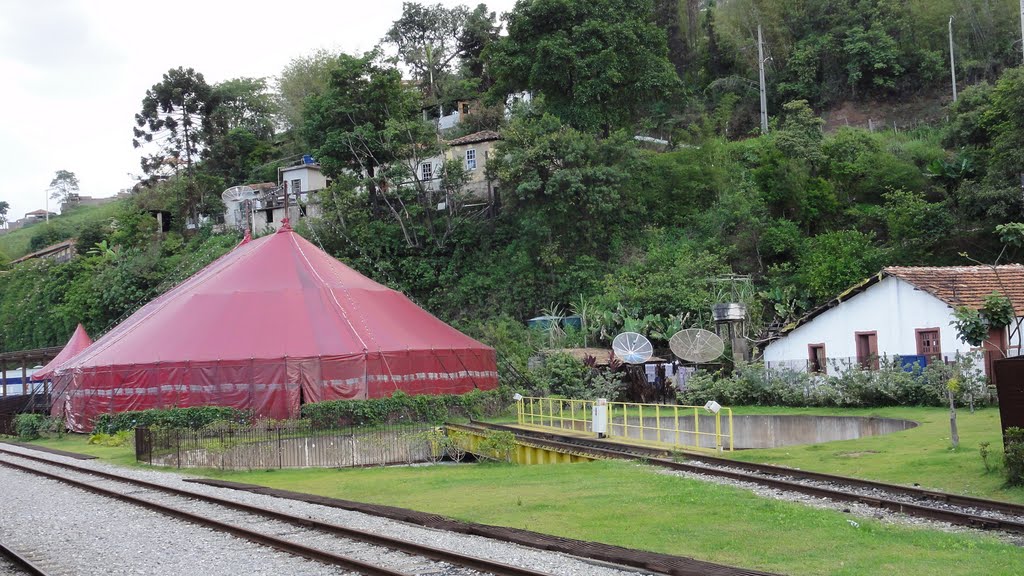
left=612, top=332, right=654, bottom=364
left=221, top=185, right=259, bottom=203
left=669, top=329, right=725, bottom=363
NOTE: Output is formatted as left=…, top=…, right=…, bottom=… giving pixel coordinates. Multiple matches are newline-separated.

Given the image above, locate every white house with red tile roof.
left=762, top=265, right=1024, bottom=375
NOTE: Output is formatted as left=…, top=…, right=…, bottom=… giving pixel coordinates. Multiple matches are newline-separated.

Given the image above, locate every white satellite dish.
left=669, top=329, right=725, bottom=364
left=612, top=332, right=654, bottom=364
left=221, top=185, right=259, bottom=203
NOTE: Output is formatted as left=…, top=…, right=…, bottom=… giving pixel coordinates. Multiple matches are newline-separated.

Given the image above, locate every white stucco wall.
left=762, top=276, right=974, bottom=368
left=280, top=165, right=328, bottom=195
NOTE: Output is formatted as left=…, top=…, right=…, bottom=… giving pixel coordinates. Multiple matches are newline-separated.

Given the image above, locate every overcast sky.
left=0, top=0, right=516, bottom=223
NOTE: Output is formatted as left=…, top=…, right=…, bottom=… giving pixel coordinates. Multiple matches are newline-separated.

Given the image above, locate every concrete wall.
left=279, top=165, right=327, bottom=196
left=610, top=414, right=917, bottom=450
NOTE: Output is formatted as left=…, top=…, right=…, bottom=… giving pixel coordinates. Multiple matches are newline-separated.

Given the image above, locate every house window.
left=421, top=162, right=433, bottom=181
left=264, top=209, right=274, bottom=224
left=466, top=148, right=477, bottom=170
left=916, top=328, right=941, bottom=358
left=291, top=179, right=301, bottom=196
left=299, top=204, right=308, bottom=218
left=855, top=331, right=879, bottom=370
left=808, top=344, right=827, bottom=374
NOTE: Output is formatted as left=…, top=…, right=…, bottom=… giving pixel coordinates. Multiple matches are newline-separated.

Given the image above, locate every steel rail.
left=0, top=541, right=49, bottom=576
left=453, top=422, right=1024, bottom=534
left=0, top=448, right=556, bottom=576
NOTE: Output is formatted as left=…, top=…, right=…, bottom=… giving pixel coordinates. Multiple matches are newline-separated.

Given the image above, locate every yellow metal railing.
left=516, top=397, right=733, bottom=452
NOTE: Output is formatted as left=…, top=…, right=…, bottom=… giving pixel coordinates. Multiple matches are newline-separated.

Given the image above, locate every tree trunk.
left=948, top=388, right=960, bottom=449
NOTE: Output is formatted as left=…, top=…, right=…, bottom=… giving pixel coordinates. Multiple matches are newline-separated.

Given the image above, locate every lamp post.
left=757, top=24, right=769, bottom=135
left=949, top=16, right=958, bottom=103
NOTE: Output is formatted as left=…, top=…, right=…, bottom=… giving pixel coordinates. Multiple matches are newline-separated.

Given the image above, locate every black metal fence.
left=134, top=421, right=439, bottom=470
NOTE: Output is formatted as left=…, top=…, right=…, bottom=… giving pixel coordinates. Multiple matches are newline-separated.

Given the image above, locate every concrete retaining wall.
left=610, top=415, right=917, bottom=449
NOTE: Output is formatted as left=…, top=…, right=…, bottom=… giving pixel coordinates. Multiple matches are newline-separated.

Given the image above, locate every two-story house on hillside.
left=762, top=265, right=1024, bottom=377
left=223, top=158, right=329, bottom=234
left=414, top=130, right=501, bottom=209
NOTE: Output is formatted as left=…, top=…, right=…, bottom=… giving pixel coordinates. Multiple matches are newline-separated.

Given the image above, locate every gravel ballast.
left=0, top=444, right=650, bottom=576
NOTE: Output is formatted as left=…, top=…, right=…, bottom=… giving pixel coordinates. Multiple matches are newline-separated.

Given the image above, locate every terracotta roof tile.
left=883, top=265, right=1024, bottom=315
left=777, top=264, right=1024, bottom=336
left=446, top=130, right=500, bottom=146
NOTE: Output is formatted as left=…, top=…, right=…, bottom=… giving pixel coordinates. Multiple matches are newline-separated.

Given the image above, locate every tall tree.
left=0, top=200, right=9, bottom=229
left=276, top=49, right=339, bottom=136
left=458, top=4, right=501, bottom=88
left=383, top=2, right=469, bottom=109
left=133, top=67, right=214, bottom=177
left=488, top=0, right=680, bottom=134
left=304, top=52, right=422, bottom=217
left=208, top=77, right=277, bottom=140
left=203, top=77, right=278, bottom=184
left=653, top=0, right=688, bottom=78
left=132, top=67, right=214, bottom=222
left=48, top=170, right=80, bottom=205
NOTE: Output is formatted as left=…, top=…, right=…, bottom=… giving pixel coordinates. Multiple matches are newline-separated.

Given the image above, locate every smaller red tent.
left=32, top=324, right=93, bottom=381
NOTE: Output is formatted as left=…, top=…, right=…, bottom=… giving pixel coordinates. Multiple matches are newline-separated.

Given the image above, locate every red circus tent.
left=51, top=222, right=498, bottom=432
left=32, top=324, right=93, bottom=381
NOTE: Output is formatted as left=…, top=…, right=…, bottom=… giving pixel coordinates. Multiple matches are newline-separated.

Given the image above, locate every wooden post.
left=21, top=360, right=27, bottom=398
left=2, top=358, right=7, bottom=397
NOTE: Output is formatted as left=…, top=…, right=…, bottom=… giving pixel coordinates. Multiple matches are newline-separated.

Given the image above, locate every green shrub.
left=528, top=352, right=626, bottom=400
left=1005, top=427, right=1024, bottom=486
left=477, top=430, right=517, bottom=462
left=14, top=413, right=47, bottom=440
left=301, top=388, right=511, bottom=427
left=676, top=355, right=988, bottom=409
left=93, top=406, right=250, bottom=434
left=87, top=430, right=133, bottom=447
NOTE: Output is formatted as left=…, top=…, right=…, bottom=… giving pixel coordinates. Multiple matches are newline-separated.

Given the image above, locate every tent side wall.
left=54, top=348, right=498, bottom=432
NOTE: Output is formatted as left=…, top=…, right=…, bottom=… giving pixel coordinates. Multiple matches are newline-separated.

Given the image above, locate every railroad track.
left=0, top=540, right=49, bottom=576
left=0, top=443, right=780, bottom=576
left=0, top=447, right=571, bottom=576
left=454, top=421, right=1024, bottom=536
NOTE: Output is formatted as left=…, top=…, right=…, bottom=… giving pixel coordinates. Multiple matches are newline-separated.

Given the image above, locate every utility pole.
left=758, top=24, right=768, bottom=135
left=949, top=16, right=958, bottom=103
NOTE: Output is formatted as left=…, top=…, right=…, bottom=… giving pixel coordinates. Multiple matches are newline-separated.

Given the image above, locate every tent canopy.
left=53, top=221, right=498, bottom=431
left=32, top=323, right=93, bottom=381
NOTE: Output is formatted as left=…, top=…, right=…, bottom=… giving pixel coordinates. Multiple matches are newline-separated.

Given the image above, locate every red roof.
left=31, top=324, right=93, bottom=381
left=883, top=265, right=1024, bottom=314
left=52, top=222, right=497, bottom=431
left=779, top=264, right=1024, bottom=335
left=446, top=130, right=500, bottom=146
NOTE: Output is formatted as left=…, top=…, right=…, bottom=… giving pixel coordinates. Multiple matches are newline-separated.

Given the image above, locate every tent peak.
left=277, top=218, right=293, bottom=233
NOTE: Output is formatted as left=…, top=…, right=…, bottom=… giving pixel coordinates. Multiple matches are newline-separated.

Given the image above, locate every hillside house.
left=761, top=265, right=1024, bottom=376
left=415, top=130, right=501, bottom=209
left=6, top=209, right=57, bottom=231
left=250, top=161, right=328, bottom=232
left=223, top=159, right=328, bottom=234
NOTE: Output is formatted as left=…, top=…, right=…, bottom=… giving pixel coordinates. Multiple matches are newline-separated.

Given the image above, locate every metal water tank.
left=712, top=303, right=746, bottom=322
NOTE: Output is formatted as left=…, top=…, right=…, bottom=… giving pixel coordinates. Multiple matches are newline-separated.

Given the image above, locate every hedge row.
left=93, top=406, right=250, bottom=434
left=91, top=388, right=511, bottom=433
left=677, top=357, right=991, bottom=409
left=301, top=388, right=511, bottom=427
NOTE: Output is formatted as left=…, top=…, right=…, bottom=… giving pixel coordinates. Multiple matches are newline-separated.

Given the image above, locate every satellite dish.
left=669, top=329, right=725, bottom=364
left=221, top=185, right=259, bottom=203
left=612, top=332, right=654, bottom=364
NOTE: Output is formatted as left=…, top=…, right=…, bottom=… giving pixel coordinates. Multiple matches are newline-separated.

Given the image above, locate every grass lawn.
left=13, top=427, right=1024, bottom=576
left=723, top=406, right=1024, bottom=504
left=0, top=200, right=126, bottom=260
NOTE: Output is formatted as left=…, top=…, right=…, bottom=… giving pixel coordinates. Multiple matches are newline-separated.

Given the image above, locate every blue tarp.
left=900, top=355, right=928, bottom=372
